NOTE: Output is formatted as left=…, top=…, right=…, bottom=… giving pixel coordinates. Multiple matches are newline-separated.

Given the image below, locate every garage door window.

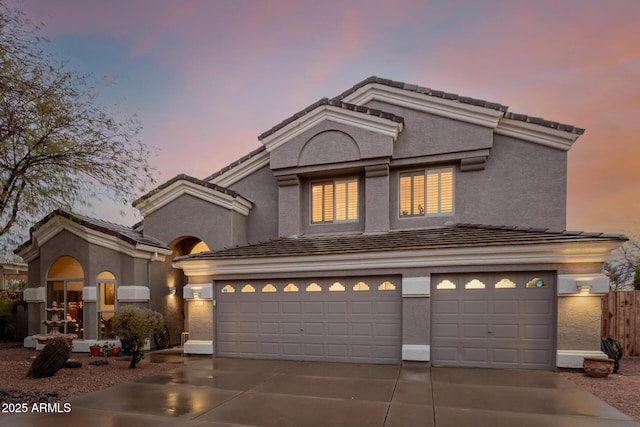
left=221, top=285, right=235, bottom=293
left=262, top=284, right=277, bottom=293
left=495, top=278, right=516, bottom=289
left=378, top=281, right=396, bottom=290
left=526, top=278, right=548, bottom=288
left=353, top=282, right=370, bottom=291
left=284, top=283, right=299, bottom=292
left=436, top=280, right=456, bottom=290
left=465, top=279, right=485, bottom=289
left=241, top=284, right=256, bottom=293
left=306, top=283, right=322, bottom=292
left=329, top=282, right=345, bottom=291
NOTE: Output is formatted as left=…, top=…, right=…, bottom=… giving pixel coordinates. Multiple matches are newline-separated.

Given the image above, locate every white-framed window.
left=399, top=167, right=453, bottom=217
left=311, top=178, right=358, bottom=223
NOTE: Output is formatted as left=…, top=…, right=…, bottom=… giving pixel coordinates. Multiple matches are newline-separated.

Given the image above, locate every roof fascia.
left=495, top=117, right=580, bottom=151
left=174, top=240, right=621, bottom=277
left=137, top=179, right=253, bottom=217
left=209, top=148, right=270, bottom=187
left=342, top=83, right=504, bottom=129
left=260, top=104, right=404, bottom=153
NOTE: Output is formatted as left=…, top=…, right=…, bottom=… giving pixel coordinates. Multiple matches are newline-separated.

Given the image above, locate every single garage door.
left=216, top=277, right=401, bottom=364
left=431, top=272, right=555, bottom=370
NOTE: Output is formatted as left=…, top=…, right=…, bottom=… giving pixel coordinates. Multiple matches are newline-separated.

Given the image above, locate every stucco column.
left=277, top=174, right=301, bottom=237
left=364, top=164, right=390, bottom=233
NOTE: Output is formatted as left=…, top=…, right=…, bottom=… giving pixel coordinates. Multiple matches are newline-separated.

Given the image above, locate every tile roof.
left=337, top=76, right=584, bottom=135
left=134, top=173, right=240, bottom=205
left=203, top=145, right=267, bottom=182
left=16, top=209, right=169, bottom=253
left=258, top=97, right=405, bottom=141
left=175, top=224, right=627, bottom=261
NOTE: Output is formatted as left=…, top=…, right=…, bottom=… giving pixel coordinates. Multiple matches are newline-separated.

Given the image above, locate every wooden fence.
left=601, top=291, right=640, bottom=356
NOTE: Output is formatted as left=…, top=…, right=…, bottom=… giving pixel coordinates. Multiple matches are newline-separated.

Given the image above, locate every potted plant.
left=111, top=345, right=120, bottom=356
left=583, top=357, right=615, bottom=378
left=89, top=343, right=101, bottom=357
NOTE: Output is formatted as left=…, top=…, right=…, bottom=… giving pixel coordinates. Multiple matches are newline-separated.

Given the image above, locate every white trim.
left=402, top=276, right=431, bottom=297
left=117, top=285, right=150, bottom=302
left=184, top=283, right=214, bottom=300
left=556, top=350, right=608, bottom=368
left=82, top=286, right=97, bottom=302
left=23, top=286, right=46, bottom=303
left=136, top=179, right=253, bottom=217
left=402, top=344, right=430, bottom=361
left=495, top=117, right=580, bottom=151
left=210, top=150, right=271, bottom=187
left=558, top=273, right=609, bottom=295
left=260, top=104, right=404, bottom=153
left=342, top=83, right=504, bottom=129
left=175, top=240, right=622, bottom=277
left=183, top=339, right=214, bottom=355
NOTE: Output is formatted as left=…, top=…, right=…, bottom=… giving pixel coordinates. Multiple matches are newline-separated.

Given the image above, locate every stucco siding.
left=227, top=165, right=279, bottom=243
left=557, top=296, right=602, bottom=351
left=365, top=100, right=494, bottom=160
left=143, top=193, right=238, bottom=250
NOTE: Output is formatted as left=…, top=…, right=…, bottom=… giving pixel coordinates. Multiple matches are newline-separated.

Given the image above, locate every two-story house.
left=17, top=77, right=626, bottom=371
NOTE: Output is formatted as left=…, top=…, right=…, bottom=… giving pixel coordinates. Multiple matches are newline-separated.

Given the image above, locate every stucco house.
left=17, top=77, right=626, bottom=370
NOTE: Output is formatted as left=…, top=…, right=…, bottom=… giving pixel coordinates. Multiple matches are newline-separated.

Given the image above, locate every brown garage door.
left=431, top=272, right=555, bottom=370
left=216, top=277, right=401, bottom=364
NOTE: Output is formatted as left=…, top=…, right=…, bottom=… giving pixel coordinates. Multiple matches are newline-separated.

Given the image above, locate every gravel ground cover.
left=560, top=357, right=640, bottom=422
left=1, top=344, right=639, bottom=422
left=0, top=344, right=176, bottom=404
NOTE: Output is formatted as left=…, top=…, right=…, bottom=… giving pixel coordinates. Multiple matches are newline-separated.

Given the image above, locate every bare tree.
left=0, top=2, right=155, bottom=254
left=603, top=240, right=640, bottom=291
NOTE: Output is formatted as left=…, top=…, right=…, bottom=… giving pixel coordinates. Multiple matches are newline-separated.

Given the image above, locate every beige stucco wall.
left=187, top=300, right=213, bottom=341
left=557, top=295, right=602, bottom=351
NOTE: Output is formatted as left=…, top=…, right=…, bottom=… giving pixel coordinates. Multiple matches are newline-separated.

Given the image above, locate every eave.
left=174, top=240, right=621, bottom=277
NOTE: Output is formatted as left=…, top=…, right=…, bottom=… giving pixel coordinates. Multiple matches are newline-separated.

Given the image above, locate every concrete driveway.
left=5, top=354, right=638, bottom=427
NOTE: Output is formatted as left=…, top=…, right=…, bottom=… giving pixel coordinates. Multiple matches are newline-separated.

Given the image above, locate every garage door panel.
left=492, top=324, right=518, bottom=339
left=282, top=302, right=301, bottom=314
left=216, top=277, right=401, bottom=364
left=462, top=300, right=489, bottom=314
left=352, top=301, right=373, bottom=314
left=493, top=300, right=519, bottom=315
left=462, top=347, right=488, bottom=362
left=463, top=323, right=488, bottom=338
left=523, top=324, right=552, bottom=340
left=432, top=272, right=555, bottom=370
left=433, top=323, right=458, bottom=339
left=282, top=322, right=302, bottom=335
left=434, top=300, right=459, bottom=315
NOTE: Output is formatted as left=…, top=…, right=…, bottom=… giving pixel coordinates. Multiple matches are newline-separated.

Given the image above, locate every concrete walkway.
left=4, top=353, right=639, bottom=427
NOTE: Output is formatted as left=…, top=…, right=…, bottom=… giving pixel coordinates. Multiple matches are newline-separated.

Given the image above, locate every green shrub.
left=0, top=293, right=16, bottom=340
left=633, top=265, right=640, bottom=290
left=112, top=305, right=163, bottom=368
left=27, top=337, right=72, bottom=378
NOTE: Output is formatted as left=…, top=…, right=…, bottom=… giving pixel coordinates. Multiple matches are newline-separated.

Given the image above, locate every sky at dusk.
left=7, top=0, right=640, bottom=238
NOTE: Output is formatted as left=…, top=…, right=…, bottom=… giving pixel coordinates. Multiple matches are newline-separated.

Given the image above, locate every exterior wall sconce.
left=168, top=286, right=177, bottom=296
left=577, top=284, right=592, bottom=295
left=193, top=291, right=201, bottom=299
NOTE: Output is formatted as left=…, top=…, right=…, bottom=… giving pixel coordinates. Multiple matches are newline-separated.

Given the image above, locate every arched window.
left=284, top=283, right=299, bottom=292
left=436, top=280, right=456, bottom=290
left=353, top=281, right=370, bottom=291
left=262, top=284, right=277, bottom=293
left=329, top=282, right=345, bottom=292
left=378, top=281, right=396, bottom=291
left=306, top=283, right=322, bottom=292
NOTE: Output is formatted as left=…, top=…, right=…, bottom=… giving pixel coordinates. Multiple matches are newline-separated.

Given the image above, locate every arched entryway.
left=47, top=256, right=84, bottom=338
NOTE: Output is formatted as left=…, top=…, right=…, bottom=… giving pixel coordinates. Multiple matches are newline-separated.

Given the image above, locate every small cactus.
left=27, top=337, right=72, bottom=378
left=601, top=337, right=623, bottom=373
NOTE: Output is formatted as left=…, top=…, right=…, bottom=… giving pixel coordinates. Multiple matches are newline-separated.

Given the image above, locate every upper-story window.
left=400, top=168, right=453, bottom=217
left=311, top=178, right=358, bottom=223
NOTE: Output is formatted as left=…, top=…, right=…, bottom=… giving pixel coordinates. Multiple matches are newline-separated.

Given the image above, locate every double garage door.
left=215, top=277, right=401, bottom=364
left=431, top=272, right=556, bottom=370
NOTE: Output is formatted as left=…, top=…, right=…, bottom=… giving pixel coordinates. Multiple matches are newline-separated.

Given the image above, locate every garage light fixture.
left=168, top=286, right=177, bottom=296
left=577, top=284, right=591, bottom=295
left=193, top=291, right=201, bottom=299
